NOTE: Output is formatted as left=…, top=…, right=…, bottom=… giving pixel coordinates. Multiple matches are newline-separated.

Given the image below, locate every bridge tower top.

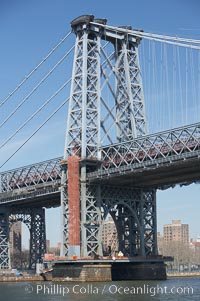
left=64, top=15, right=146, bottom=160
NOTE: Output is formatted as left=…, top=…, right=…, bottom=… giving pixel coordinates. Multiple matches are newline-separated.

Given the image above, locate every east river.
left=0, top=277, right=200, bottom=300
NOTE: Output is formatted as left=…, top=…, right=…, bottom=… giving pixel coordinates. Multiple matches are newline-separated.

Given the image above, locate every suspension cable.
left=91, top=22, right=200, bottom=46
left=138, top=36, right=200, bottom=50
left=0, top=45, right=74, bottom=129
left=0, top=31, right=72, bottom=108
left=132, top=30, right=200, bottom=45
left=0, top=97, right=70, bottom=169
left=0, top=78, right=71, bottom=150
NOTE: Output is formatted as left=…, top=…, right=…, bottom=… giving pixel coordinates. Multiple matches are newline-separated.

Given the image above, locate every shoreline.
left=167, top=272, right=200, bottom=278
left=0, top=273, right=200, bottom=282
left=0, top=275, right=52, bottom=282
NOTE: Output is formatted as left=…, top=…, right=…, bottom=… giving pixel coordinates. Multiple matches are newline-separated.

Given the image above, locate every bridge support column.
left=141, top=189, right=158, bottom=256
left=61, top=162, right=103, bottom=258
left=60, top=162, right=68, bottom=257
left=0, top=209, right=10, bottom=269
left=81, top=181, right=103, bottom=257
left=29, top=208, right=46, bottom=269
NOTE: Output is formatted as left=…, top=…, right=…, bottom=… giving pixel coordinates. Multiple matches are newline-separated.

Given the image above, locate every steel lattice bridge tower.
left=61, top=15, right=149, bottom=258
left=0, top=16, right=200, bottom=276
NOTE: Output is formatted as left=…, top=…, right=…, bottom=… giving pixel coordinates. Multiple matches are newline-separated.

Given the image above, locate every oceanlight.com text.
left=25, top=283, right=194, bottom=297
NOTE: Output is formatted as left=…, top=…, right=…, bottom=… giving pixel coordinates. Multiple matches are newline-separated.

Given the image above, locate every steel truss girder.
left=88, top=122, right=200, bottom=175
left=0, top=157, right=62, bottom=193
left=1, top=122, right=199, bottom=193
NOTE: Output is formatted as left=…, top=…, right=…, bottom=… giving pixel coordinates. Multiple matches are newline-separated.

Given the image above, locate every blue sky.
left=0, top=0, right=200, bottom=248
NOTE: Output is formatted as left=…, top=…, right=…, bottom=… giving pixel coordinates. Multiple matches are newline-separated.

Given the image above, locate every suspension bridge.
left=0, top=15, right=199, bottom=280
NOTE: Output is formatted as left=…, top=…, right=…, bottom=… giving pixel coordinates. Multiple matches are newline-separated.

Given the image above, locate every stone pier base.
left=112, top=261, right=166, bottom=280
left=52, top=262, right=112, bottom=282
left=52, top=259, right=166, bottom=281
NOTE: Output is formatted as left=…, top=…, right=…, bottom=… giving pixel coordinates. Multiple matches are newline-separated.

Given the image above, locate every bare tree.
left=11, top=250, right=29, bottom=269
left=160, top=240, right=194, bottom=272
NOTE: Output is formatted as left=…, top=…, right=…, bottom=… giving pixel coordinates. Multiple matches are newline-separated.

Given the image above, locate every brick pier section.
left=68, top=156, right=80, bottom=255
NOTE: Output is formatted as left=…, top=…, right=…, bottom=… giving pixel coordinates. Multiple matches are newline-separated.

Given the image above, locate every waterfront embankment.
left=168, top=272, right=200, bottom=278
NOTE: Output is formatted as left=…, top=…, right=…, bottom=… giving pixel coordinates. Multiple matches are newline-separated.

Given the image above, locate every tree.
left=11, top=250, right=29, bottom=269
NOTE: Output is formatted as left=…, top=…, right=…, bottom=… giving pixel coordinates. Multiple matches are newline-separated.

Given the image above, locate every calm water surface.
left=0, top=277, right=199, bottom=301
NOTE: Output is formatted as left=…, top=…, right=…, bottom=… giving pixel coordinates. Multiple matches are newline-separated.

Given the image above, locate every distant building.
left=163, top=220, right=189, bottom=244
left=46, top=242, right=61, bottom=256
left=157, top=232, right=164, bottom=254
left=102, top=216, right=118, bottom=254
left=10, top=222, right=22, bottom=254
left=46, top=240, right=50, bottom=251
left=57, top=242, right=61, bottom=250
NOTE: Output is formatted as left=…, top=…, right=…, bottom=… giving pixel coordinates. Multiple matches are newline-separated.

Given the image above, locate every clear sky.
left=0, top=0, right=200, bottom=248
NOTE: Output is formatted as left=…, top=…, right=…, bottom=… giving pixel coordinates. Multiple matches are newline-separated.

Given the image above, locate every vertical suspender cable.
left=147, top=40, right=152, bottom=131
left=190, top=49, right=197, bottom=123
left=172, top=45, right=176, bottom=128
left=164, top=43, right=171, bottom=129
left=198, top=51, right=200, bottom=119
left=177, top=46, right=184, bottom=125
left=185, top=48, right=188, bottom=124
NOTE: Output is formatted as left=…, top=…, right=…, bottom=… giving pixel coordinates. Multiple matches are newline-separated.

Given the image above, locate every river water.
left=0, top=277, right=199, bottom=301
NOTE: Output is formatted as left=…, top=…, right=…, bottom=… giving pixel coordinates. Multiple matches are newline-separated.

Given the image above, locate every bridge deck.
left=0, top=123, right=199, bottom=204
left=88, top=154, right=200, bottom=188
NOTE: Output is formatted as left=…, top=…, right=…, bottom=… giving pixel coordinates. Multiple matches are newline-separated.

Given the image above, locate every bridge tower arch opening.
left=9, top=221, right=22, bottom=269
left=109, top=204, right=142, bottom=257
left=0, top=208, right=46, bottom=270
left=9, top=209, right=46, bottom=269
left=101, top=186, right=158, bottom=257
